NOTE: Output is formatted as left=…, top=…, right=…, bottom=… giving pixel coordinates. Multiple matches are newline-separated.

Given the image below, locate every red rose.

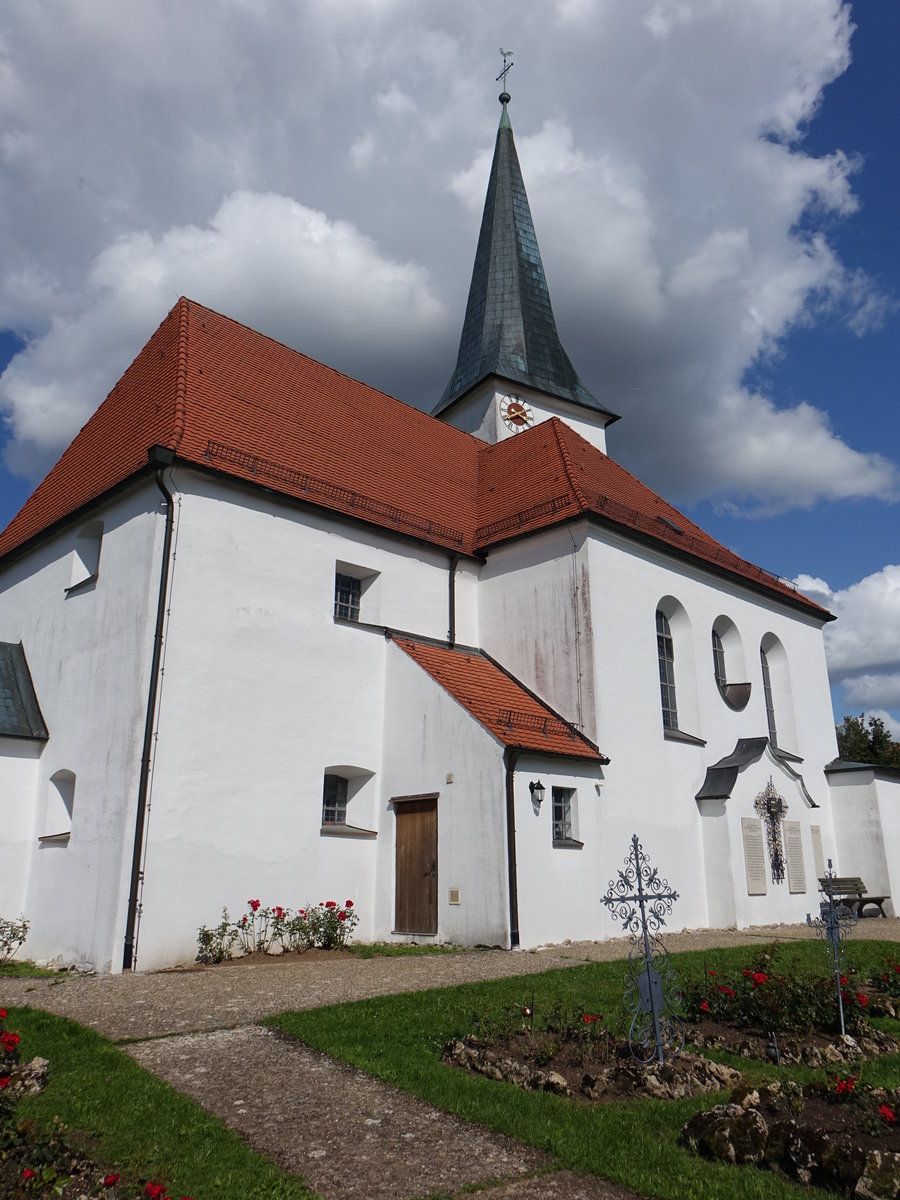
left=23, top=1168, right=36, bottom=1180
left=840, top=975, right=847, bottom=985
left=700, top=1000, right=709, bottom=1011
left=104, top=1174, right=121, bottom=1187
left=0, top=1078, right=9, bottom=1089
left=248, top=899, right=260, bottom=913
left=145, top=1183, right=166, bottom=1199
left=325, top=900, right=337, bottom=908
left=708, top=970, right=715, bottom=976
left=0, top=1008, right=6, bottom=1018
left=879, top=1103, right=896, bottom=1124
left=857, top=992, right=868, bottom=1006
left=345, top=900, right=353, bottom=908
left=751, top=972, right=768, bottom=987
left=338, top=911, right=347, bottom=921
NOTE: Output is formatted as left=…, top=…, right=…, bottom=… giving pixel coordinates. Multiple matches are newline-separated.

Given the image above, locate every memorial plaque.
left=784, top=820, right=806, bottom=893
left=810, top=825, right=826, bottom=880
left=741, top=817, right=767, bottom=895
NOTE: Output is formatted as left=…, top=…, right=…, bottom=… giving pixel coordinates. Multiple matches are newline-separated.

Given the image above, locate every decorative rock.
left=681, top=1104, right=768, bottom=1165
left=856, top=1150, right=900, bottom=1199
left=5, top=1056, right=49, bottom=1099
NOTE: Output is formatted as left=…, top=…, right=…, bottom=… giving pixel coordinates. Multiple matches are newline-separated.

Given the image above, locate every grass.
left=0, top=960, right=59, bottom=978
left=269, top=939, right=900, bottom=1200
left=347, top=941, right=461, bottom=959
left=5, top=938, right=900, bottom=1199
left=7, top=1007, right=320, bottom=1200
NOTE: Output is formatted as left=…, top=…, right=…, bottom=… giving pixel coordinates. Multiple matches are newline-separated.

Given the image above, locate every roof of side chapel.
left=0, top=298, right=830, bottom=618
left=394, top=638, right=606, bottom=761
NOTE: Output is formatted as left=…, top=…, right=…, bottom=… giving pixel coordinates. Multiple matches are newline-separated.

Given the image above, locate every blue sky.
left=0, top=1, right=897, bottom=732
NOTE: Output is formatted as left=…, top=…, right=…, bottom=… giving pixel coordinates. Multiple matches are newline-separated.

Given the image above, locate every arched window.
left=656, top=610, right=678, bottom=730
left=760, top=647, right=778, bottom=747
left=712, top=629, right=727, bottom=690
left=711, top=617, right=750, bottom=710
left=759, top=634, right=797, bottom=753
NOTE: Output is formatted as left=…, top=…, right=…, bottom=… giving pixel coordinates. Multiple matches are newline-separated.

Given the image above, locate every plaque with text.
left=741, top=817, right=767, bottom=895
left=810, top=825, right=826, bottom=880
left=784, top=820, right=806, bottom=893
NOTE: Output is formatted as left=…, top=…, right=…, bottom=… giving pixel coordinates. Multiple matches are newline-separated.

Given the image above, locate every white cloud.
left=794, top=566, right=900, bottom=720
left=0, top=0, right=894, bottom=521
left=1, top=191, right=447, bottom=477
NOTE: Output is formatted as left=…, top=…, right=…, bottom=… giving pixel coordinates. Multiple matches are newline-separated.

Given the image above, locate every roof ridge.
left=172, top=297, right=190, bottom=450
left=548, top=418, right=588, bottom=511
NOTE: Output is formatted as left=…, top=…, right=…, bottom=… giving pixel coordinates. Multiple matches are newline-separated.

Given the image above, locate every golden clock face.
left=500, top=395, right=534, bottom=432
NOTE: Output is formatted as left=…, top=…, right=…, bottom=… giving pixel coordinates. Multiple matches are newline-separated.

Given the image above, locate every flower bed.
left=196, top=898, right=358, bottom=963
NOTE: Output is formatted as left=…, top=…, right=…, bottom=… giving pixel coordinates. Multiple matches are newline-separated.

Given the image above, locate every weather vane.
left=497, top=48, right=514, bottom=93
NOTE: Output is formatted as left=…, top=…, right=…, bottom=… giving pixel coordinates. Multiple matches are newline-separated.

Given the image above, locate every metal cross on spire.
left=496, top=48, right=514, bottom=94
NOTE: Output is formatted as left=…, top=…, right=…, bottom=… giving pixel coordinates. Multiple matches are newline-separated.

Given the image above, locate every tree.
left=835, top=714, right=900, bottom=767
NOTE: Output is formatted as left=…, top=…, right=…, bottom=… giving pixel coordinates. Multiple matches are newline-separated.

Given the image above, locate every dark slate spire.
left=434, top=91, right=615, bottom=420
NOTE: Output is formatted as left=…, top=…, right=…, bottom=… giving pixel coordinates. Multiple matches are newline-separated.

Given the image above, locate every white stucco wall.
left=512, top=755, right=611, bottom=947
left=0, top=483, right=164, bottom=970
left=828, top=768, right=897, bottom=911
left=0, top=738, right=42, bottom=924
left=479, top=522, right=596, bottom=740
left=379, top=644, right=510, bottom=946
left=131, top=472, right=480, bottom=970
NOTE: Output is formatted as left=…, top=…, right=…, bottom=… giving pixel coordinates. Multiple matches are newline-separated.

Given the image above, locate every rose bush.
left=197, top=898, right=359, bottom=961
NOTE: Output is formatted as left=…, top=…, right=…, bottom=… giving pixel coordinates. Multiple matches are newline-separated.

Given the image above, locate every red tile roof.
left=394, top=638, right=606, bottom=761
left=0, top=297, right=830, bottom=620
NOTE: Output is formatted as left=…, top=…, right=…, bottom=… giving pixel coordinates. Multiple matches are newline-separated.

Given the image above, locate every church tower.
left=433, top=79, right=618, bottom=451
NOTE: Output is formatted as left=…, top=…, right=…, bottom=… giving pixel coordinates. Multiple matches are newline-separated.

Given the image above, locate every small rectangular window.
left=334, top=573, right=361, bottom=621
left=552, top=786, right=577, bottom=844
left=322, top=774, right=348, bottom=825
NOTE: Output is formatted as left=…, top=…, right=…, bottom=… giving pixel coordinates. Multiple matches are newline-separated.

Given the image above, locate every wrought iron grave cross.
left=602, top=834, right=683, bottom=1064
left=754, top=777, right=788, bottom=884
left=806, top=858, right=857, bottom=1036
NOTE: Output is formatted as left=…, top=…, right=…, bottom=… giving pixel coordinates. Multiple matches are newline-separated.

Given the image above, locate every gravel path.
left=6, top=920, right=898, bottom=1041
left=5, top=920, right=899, bottom=1200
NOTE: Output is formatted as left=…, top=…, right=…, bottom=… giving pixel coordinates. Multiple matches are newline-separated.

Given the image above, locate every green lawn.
left=5, top=938, right=900, bottom=1200
left=269, top=939, right=900, bottom=1200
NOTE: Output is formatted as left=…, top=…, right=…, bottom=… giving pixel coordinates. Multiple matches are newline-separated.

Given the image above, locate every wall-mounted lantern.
left=529, top=780, right=546, bottom=812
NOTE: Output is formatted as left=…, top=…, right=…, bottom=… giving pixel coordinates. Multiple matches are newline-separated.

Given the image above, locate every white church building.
left=1, top=91, right=897, bottom=972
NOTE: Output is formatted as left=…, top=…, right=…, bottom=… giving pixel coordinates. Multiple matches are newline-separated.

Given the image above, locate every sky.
left=0, top=0, right=897, bottom=734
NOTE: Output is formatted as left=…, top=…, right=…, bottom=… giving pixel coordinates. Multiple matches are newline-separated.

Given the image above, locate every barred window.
left=656, top=610, right=678, bottom=730
left=334, top=573, right=361, bottom=621
left=552, top=786, right=574, bottom=843
left=322, top=774, right=348, bottom=825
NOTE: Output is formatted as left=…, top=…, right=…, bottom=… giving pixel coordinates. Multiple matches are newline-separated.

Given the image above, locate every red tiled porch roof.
left=394, top=638, right=606, bottom=761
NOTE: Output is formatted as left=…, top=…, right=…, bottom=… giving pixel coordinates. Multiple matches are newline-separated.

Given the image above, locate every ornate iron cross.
left=754, top=777, right=787, bottom=884
left=602, top=834, right=683, bottom=1064
left=807, top=858, right=857, bottom=1036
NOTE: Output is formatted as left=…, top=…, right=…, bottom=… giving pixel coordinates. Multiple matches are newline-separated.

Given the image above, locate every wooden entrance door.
left=394, top=795, right=438, bottom=935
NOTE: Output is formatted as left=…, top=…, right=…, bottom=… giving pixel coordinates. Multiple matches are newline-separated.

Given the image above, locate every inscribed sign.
left=783, top=820, right=806, bottom=893
left=741, top=817, right=767, bottom=895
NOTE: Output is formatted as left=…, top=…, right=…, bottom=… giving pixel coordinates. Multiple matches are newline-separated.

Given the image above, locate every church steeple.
left=434, top=85, right=618, bottom=438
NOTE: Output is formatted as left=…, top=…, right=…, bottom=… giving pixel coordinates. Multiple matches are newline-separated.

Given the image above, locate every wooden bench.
left=818, top=875, right=890, bottom=918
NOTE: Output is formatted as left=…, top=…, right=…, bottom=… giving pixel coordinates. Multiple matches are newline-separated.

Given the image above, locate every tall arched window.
left=760, top=647, right=778, bottom=747
left=656, top=610, right=678, bottom=730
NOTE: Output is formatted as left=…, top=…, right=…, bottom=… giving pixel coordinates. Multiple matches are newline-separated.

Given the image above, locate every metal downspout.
left=123, top=449, right=175, bottom=970
left=504, top=747, right=521, bottom=947
left=448, top=554, right=460, bottom=646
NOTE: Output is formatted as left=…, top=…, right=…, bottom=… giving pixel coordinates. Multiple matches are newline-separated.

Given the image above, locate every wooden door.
left=394, top=795, right=438, bottom=935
